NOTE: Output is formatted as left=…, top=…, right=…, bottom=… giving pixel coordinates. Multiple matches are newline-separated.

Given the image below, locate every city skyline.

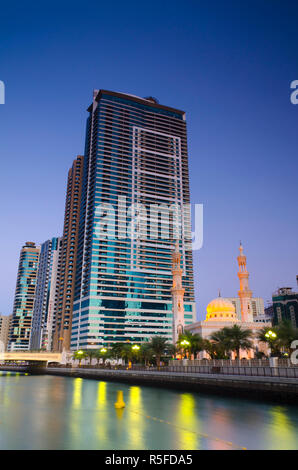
left=1, top=1, right=298, bottom=321
left=1, top=1, right=298, bottom=453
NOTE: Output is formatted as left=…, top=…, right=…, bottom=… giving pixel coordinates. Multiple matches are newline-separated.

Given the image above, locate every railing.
left=169, top=358, right=296, bottom=367
left=47, top=363, right=298, bottom=378
left=168, top=365, right=298, bottom=378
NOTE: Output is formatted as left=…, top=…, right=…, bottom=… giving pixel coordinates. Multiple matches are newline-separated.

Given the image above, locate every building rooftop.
left=88, top=89, right=185, bottom=117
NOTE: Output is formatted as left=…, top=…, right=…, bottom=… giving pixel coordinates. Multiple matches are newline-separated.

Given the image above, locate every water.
left=0, top=372, right=297, bottom=450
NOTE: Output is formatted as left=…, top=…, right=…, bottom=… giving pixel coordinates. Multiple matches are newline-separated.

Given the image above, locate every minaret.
left=171, top=240, right=185, bottom=344
left=237, top=242, right=253, bottom=322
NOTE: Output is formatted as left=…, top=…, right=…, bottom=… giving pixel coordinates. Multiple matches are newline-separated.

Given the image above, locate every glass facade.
left=30, top=237, right=62, bottom=350
left=8, top=242, right=40, bottom=351
left=272, top=288, right=298, bottom=327
left=71, top=91, right=195, bottom=349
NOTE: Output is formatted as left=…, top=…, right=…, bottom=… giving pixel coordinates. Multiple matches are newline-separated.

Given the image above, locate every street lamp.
left=76, top=350, right=84, bottom=368
left=180, top=339, right=190, bottom=357
left=132, top=345, right=140, bottom=351
left=265, top=330, right=277, bottom=340
left=265, top=330, right=277, bottom=358
left=100, top=347, right=107, bottom=353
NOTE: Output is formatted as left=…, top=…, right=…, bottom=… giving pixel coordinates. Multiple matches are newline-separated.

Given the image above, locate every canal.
left=0, top=372, right=297, bottom=450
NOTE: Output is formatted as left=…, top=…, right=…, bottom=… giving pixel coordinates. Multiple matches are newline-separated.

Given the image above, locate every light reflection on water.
left=0, top=373, right=297, bottom=450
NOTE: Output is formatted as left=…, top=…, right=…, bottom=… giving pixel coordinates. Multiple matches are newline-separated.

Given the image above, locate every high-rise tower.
left=71, top=90, right=195, bottom=349
left=30, top=237, right=62, bottom=350
left=8, top=242, right=40, bottom=351
left=0, top=314, right=12, bottom=351
left=53, top=155, right=84, bottom=351
left=237, top=242, right=253, bottom=322
left=171, top=240, right=185, bottom=344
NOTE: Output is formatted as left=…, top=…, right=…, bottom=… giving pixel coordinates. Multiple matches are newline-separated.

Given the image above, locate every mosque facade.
left=184, top=243, right=270, bottom=358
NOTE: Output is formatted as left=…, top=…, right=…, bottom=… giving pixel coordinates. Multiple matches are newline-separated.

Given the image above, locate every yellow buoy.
left=114, top=390, right=125, bottom=409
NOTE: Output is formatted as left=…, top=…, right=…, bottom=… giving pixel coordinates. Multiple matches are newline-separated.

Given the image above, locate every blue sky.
left=0, top=0, right=297, bottom=320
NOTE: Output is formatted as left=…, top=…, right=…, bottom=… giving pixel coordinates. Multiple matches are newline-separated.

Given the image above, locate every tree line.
left=72, top=320, right=298, bottom=366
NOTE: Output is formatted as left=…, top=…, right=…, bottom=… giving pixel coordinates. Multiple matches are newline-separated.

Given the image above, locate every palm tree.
left=72, top=350, right=87, bottom=367
left=120, top=343, right=134, bottom=364
left=110, top=343, right=126, bottom=361
left=209, top=329, right=231, bottom=358
left=202, top=339, right=227, bottom=360
left=149, top=336, right=169, bottom=369
left=95, top=348, right=110, bottom=366
left=165, top=343, right=177, bottom=358
left=222, top=325, right=253, bottom=359
left=84, top=349, right=97, bottom=365
left=177, top=331, right=204, bottom=359
left=257, top=326, right=280, bottom=356
left=177, top=333, right=191, bottom=358
left=140, top=343, right=153, bottom=366
left=276, top=320, right=298, bottom=354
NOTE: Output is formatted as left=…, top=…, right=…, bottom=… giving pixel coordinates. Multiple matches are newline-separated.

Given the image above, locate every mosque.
left=172, top=242, right=270, bottom=358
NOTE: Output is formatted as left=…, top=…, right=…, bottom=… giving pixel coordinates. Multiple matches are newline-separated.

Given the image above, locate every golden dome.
left=205, top=297, right=239, bottom=322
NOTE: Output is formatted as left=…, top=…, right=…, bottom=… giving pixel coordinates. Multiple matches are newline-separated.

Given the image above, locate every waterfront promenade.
left=1, top=359, right=297, bottom=403
left=43, top=366, right=298, bottom=403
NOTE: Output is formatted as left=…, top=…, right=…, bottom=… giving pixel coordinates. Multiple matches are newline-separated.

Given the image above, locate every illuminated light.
left=95, top=382, right=107, bottom=442
left=97, top=381, right=106, bottom=408
left=132, top=345, right=140, bottom=351
left=72, top=378, right=83, bottom=409
left=77, top=350, right=84, bottom=355
left=181, top=340, right=190, bottom=347
left=176, top=393, right=197, bottom=449
left=265, top=330, right=277, bottom=339
left=268, top=407, right=297, bottom=449
left=128, top=386, right=144, bottom=447
left=100, top=348, right=107, bottom=353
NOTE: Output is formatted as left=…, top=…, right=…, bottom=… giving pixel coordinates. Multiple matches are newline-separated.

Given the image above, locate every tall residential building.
left=8, top=242, right=40, bottom=351
left=224, top=297, right=265, bottom=321
left=71, top=90, right=196, bottom=350
left=53, top=155, right=84, bottom=351
left=0, top=314, right=12, bottom=351
left=30, top=237, right=62, bottom=350
left=272, top=285, right=298, bottom=327
left=264, top=303, right=274, bottom=322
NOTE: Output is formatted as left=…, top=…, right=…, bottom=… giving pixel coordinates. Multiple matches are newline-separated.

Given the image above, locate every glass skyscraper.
left=71, top=90, right=195, bottom=349
left=30, top=237, right=62, bottom=350
left=8, top=242, right=40, bottom=351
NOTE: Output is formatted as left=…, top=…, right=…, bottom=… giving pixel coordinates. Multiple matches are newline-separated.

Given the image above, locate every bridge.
left=0, top=351, right=63, bottom=363
left=0, top=351, right=66, bottom=374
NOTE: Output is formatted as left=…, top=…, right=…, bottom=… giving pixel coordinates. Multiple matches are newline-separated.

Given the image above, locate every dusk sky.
left=0, top=0, right=297, bottom=320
